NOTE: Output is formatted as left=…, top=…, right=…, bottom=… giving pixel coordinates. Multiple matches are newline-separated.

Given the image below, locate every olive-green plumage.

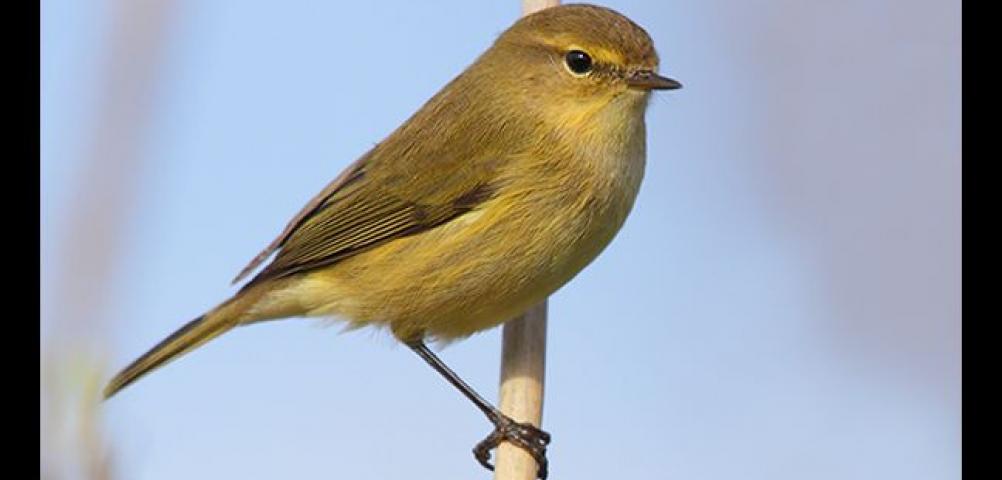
left=104, top=3, right=679, bottom=399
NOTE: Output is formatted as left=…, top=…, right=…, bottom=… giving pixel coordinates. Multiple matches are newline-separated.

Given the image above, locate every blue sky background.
left=42, top=1, right=960, bottom=479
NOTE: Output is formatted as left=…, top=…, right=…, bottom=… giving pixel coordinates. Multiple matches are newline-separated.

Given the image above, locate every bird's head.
left=484, top=4, right=681, bottom=117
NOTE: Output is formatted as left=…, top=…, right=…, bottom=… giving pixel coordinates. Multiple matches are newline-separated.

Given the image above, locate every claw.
left=471, top=415, right=551, bottom=479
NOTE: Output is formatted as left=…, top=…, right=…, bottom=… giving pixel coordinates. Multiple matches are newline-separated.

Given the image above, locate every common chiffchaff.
left=105, top=4, right=680, bottom=477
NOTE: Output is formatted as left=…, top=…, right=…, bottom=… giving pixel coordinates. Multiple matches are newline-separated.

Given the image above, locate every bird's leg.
left=407, top=340, right=551, bottom=479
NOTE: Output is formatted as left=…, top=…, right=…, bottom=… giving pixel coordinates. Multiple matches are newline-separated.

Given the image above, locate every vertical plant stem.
left=493, top=8, right=559, bottom=480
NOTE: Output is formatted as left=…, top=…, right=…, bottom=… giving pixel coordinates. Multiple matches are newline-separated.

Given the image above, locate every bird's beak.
left=627, top=70, right=682, bottom=91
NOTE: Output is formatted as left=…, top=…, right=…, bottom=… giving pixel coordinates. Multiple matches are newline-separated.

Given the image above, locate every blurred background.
left=40, top=0, right=960, bottom=479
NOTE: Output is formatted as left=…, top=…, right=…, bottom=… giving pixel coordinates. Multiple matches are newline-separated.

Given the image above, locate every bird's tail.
left=103, top=297, right=244, bottom=400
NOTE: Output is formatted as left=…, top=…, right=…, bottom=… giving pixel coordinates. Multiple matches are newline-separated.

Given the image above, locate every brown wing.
left=233, top=150, right=498, bottom=289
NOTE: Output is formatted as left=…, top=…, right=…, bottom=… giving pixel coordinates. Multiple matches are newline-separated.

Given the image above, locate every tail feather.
left=103, top=310, right=236, bottom=399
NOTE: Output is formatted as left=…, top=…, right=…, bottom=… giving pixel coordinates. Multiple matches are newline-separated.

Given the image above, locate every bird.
left=103, top=4, right=680, bottom=478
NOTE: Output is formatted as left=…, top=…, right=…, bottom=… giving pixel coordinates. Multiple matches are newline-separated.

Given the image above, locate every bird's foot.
left=472, top=414, right=551, bottom=479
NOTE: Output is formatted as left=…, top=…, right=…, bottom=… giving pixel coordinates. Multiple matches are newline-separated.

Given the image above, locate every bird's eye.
left=564, top=50, right=593, bottom=75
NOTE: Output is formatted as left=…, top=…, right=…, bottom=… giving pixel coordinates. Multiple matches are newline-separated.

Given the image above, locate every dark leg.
left=407, top=341, right=551, bottom=479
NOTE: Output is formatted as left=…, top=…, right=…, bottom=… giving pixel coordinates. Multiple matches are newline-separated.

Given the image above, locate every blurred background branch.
left=41, top=0, right=178, bottom=478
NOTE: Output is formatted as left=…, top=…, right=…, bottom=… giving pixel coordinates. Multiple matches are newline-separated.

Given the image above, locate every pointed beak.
left=627, top=70, right=682, bottom=91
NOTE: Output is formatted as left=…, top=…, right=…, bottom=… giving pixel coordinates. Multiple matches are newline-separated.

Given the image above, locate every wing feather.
left=236, top=155, right=497, bottom=289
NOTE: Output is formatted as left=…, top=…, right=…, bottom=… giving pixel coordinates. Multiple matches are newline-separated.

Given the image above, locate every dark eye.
left=565, top=50, right=593, bottom=75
